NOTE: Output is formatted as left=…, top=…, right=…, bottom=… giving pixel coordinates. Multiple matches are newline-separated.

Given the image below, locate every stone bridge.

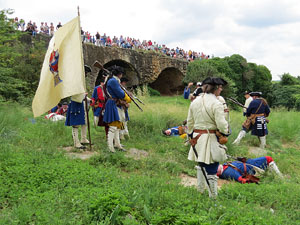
left=82, top=44, right=188, bottom=95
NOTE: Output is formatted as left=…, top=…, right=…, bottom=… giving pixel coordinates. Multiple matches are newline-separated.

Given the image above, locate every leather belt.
left=193, top=129, right=216, bottom=134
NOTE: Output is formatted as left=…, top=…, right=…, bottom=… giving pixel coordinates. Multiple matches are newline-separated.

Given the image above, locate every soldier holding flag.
left=32, top=14, right=91, bottom=150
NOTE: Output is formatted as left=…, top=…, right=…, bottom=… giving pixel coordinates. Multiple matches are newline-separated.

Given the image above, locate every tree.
left=183, top=59, right=237, bottom=98
left=280, top=73, right=300, bottom=86
left=0, top=9, right=46, bottom=103
left=248, top=63, right=273, bottom=105
left=272, top=84, right=300, bottom=110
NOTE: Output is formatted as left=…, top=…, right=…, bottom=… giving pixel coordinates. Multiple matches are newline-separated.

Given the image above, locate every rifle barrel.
left=120, top=85, right=143, bottom=112
left=227, top=97, right=246, bottom=108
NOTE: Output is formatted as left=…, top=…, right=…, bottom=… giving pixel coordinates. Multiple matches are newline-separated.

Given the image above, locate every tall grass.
left=1, top=98, right=300, bottom=224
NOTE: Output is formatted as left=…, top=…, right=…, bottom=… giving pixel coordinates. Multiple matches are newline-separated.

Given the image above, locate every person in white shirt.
left=232, top=91, right=253, bottom=145
left=187, top=77, right=230, bottom=198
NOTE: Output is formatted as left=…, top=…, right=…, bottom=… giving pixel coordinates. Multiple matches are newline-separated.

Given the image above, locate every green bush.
left=148, top=86, right=161, bottom=96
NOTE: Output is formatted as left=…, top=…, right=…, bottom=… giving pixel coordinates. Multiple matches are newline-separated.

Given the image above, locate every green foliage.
left=280, top=73, right=300, bottom=86
left=272, top=83, right=300, bottom=110
left=183, top=59, right=237, bottom=99
left=184, top=54, right=273, bottom=105
left=147, top=86, right=161, bottom=96
left=0, top=9, right=46, bottom=105
left=89, top=192, right=131, bottom=223
left=183, top=59, right=219, bottom=83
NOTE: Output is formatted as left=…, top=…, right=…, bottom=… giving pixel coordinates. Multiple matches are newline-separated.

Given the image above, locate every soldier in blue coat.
left=183, top=82, right=193, bottom=99
left=217, top=156, right=282, bottom=183
left=65, top=95, right=90, bottom=149
left=246, top=92, right=270, bottom=148
left=103, top=66, right=131, bottom=152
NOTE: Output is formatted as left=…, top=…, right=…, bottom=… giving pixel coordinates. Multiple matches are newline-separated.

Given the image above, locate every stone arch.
left=149, top=67, right=185, bottom=95
left=94, top=59, right=140, bottom=87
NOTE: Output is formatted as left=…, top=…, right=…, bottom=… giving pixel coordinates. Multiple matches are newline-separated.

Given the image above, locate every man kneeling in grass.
left=215, top=156, right=282, bottom=184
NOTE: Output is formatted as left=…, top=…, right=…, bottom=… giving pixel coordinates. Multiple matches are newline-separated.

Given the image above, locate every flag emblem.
left=49, top=49, right=62, bottom=86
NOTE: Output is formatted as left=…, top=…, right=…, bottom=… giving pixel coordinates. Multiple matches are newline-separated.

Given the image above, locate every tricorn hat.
left=250, top=91, right=262, bottom=97
left=109, top=65, right=125, bottom=76
left=244, top=90, right=251, bottom=95
left=202, top=77, right=228, bottom=86
left=120, top=77, right=129, bottom=83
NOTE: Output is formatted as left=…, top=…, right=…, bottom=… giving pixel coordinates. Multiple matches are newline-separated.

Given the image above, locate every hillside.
left=1, top=96, right=300, bottom=224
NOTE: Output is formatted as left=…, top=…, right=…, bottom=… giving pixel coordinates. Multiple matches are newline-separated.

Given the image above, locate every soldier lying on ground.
left=215, top=156, right=282, bottom=184
left=162, top=120, right=187, bottom=139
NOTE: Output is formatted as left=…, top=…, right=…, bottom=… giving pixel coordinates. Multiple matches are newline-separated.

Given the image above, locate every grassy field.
left=1, top=96, right=300, bottom=224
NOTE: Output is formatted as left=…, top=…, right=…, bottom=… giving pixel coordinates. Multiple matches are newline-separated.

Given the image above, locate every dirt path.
left=179, top=173, right=232, bottom=189
left=248, top=146, right=267, bottom=157
left=62, top=146, right=99, bottom=160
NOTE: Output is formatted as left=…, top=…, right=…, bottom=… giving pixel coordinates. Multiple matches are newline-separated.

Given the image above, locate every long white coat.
left=187, top=93, right=229, bottom=164
left=243, top=96, right=253, bottom=113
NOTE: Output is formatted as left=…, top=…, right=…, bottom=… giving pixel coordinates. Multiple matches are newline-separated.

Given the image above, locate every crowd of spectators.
left=81, top=29, right=212, bottom=61
left=13, top=17, right=62, bottom=37
left=12, top=16, right=212, bottom=61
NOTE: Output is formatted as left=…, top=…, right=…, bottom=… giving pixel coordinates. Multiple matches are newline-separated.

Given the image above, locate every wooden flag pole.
left=84, top=95, right=92, bottom=151
left=78, top=6, right=92, bottom=151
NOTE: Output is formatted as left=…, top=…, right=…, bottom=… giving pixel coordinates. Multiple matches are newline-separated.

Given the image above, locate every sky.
left=1, top=0, right=300, bottom=80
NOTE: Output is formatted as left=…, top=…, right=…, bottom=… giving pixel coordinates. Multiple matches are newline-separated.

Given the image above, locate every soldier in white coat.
left=233, top=91, right=253, bottom=145
left=187, top=77, right=230, bottom=198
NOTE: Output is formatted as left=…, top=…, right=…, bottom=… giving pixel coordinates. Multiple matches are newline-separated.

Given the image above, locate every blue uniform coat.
left=220, top=157, right=268, bottom=182
left=65, top=100, right=85, bottom=126
left=103, top=77, right=125, bottom=123
left=183, top=87, right=190, bottom=99
left=246, top=99, right=270, bottom=136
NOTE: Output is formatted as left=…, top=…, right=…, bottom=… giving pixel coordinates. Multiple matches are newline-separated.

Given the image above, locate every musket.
left=120, top=84, right=143, bottom=112
left=93, top=61, right=143, bottom=112
left=132, top=95, right=145, bottom=105
left=226, top=97, right=247, bottom=109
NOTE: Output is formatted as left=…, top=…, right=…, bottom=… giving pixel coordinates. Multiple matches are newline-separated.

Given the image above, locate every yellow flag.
left=32, top=16, right=86, bottom=117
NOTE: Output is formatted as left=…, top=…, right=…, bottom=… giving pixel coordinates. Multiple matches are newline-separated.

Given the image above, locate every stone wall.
left=83, top=44, right=188, bottom=94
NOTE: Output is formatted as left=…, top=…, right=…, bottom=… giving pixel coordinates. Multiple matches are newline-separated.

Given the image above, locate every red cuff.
left=238, top=176, right=246, bottom=184
left=265, top=156, right=273, bottom=165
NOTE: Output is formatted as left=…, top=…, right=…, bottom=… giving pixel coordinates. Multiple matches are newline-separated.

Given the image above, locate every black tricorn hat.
left=244, top=90, right=251, bottom=95
left=120, top=77, right=129, bottom=83
left=250, top=91, right=262, bottom=97
left=202, top=77, right=228, bottom=86
left=109, top=65, right=125, bottom=75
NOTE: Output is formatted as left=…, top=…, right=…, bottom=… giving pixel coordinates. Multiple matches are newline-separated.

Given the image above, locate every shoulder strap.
left=254, top=100, right=263, bottom=114
left=228, top=162, right=247, bottom=176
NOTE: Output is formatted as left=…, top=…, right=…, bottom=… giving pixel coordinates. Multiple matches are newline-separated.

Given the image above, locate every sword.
left=191, top=143, right=212, bottom=195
